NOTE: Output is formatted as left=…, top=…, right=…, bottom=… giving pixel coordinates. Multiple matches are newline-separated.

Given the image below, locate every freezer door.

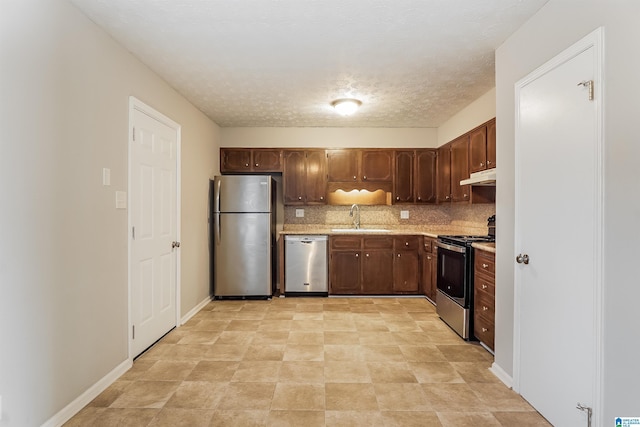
left=214, top=212, right=272, bottom=296
left=213, top=175, right=272, bottom=213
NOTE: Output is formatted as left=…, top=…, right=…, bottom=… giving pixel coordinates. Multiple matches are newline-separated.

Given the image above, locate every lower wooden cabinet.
left=421, top=236, right=437, bottom=302
left=474, top=249, right=496, bottom=351
left=329, top=235, right=420, bottom=295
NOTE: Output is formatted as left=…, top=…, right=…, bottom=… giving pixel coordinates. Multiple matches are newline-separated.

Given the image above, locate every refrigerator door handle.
left=216, top=213, right=221, bottom=245
left=216, top=178, right=222, bottom=213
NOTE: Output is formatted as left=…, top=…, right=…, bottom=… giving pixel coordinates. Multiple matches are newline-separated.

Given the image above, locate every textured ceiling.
left=70, top=0, right=548, bottom=128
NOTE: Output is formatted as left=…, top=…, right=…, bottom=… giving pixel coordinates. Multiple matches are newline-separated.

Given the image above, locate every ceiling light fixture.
left=331, top=98, right=362, bottom=116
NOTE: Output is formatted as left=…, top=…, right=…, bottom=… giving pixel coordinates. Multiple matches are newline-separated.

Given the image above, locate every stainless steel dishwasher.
left=284, top=235, right=328, bottom=296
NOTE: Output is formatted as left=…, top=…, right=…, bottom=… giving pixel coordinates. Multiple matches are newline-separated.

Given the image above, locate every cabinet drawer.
left=330, top=236, right=361, bottom=250
left=475, top=288, right=495, bottom=319
left=474, top=250, right=495, bottom=276
left=422, top=237, right=435, bottom=253
left=474, top=314, right=495, bottom=350
left=474, top=274, right=495, bottom=297
left=394, top=236, right=420, bottom=251
left=363, top=236, right=394, bottom=250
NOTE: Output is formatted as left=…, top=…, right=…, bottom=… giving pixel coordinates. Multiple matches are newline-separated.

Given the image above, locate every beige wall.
left=221, top=127, right=438, bottom=148
left=0, top=1, right=218, bottom=425
left=495, top=0, right=640, bottom=421
left=437, top=87, right=496, bottom=146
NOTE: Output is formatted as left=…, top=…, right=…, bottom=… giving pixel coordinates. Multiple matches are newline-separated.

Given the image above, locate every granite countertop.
left=472, top=242, right=496, bottom=253
left=281, top=227, right=462, bottom=240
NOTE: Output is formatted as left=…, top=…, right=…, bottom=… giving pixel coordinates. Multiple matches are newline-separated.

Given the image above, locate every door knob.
left=172, top=241, right=181, bottom=248
left=516, top=253, right=529, bottom=264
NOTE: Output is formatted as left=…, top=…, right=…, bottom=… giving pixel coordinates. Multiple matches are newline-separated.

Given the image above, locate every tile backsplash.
left=284, top=204, right=495, bottom=234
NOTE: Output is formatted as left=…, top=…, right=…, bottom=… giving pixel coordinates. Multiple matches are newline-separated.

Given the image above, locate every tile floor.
left=65, top=297, right=551, bottom=426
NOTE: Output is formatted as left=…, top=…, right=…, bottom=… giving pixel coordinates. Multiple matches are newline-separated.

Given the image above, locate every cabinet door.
left=361, top=150, right=393, bottom=182
left=305, top=150, right=327, bottom=204
left=437, top=144, right=451, bottom=203
left=330, top=251, right=361, bottom=294
left=393, top=250, right=420, bottom=293
left=450, top=135, right=470, bottom=203
left=394, top=150, right=414, bottom=204
left=362, top=250, right=394, bottom=294
left=253, top=149, right=282, bottom=172
left=283, top=150, right=306, bottom=205
left=221, top=149, right=252, bottom=172
left=486, top=118, right=496, bottom=169
left=415, top=149, right=437, bottom=203
left=469, top=126, right=488, bottom=173
left=327, top=150, right=358, bottom=182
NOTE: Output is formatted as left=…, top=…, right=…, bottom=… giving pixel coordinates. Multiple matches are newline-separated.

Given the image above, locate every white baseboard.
left=180, top=296, right=212, bottom=325
left=42, top=358, right=132, bottom=427
left=490, top=362, right=513, bottom=389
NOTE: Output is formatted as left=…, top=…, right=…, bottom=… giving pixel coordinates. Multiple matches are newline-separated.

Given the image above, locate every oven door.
left=436, top=241, right=468, bottom=307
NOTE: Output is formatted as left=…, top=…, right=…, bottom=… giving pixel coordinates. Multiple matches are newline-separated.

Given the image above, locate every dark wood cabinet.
left=474, top=248, right=496, bottom=351
left=393, top=151, right=415, bottom=204
left=393, top=236, right=420, bottom=293
left=415, top=150, right=437, bottom=203
left=487, top=118, right=496, bottom=169
left=421, top=236, right=437, bottom=302
left=393, top=149, right=437, bottom=204
left=437, top=143, right=452, bottom=203
left=327, top=149, right=393, bottom=185
left=330, top=235, right=419, bottom=295
left=469, top=118, right=496, bottom=173
left=283, top=149, right=326, bottom=205
left=220, top=148, right=282, bottom=173
left=450, top=135, right=471, bottom=203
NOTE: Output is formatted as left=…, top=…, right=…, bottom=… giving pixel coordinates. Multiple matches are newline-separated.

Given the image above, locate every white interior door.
left=130, top=101, right=180, bottom=358
left=515, top=29, right=602, bottom=426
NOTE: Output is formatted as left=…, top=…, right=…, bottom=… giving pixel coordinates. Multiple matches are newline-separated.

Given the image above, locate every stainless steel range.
left=435, top=234, right=495, bottom=339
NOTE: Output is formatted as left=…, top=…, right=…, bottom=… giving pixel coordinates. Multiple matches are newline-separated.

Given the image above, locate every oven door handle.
left=436, top=241, right=467, bottom=253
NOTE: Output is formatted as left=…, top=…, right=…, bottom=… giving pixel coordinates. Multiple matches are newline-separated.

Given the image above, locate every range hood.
left=460, top=168, right=496, bottom=186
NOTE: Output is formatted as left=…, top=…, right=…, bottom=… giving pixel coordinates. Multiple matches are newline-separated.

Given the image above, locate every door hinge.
left=132, top=325, right=135, bottom=339
left=132, top=226, right=135, bottom=240
left=577, top=80, right=594, bottom=101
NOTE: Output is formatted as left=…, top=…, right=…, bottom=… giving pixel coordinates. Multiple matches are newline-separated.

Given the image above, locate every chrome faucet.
left=349, top=204, right=361, bottom=229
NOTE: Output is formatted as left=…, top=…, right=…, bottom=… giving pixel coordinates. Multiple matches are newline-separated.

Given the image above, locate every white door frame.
left=513, top=27, right=604, bottom=425
left=128, top=96, right=182, bottom=360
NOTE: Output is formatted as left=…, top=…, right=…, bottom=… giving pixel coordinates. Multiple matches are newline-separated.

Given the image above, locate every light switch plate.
left=295, top=208, right=304, bottom=218
left=400, top=210, right=410, bottom=219
left=115, top=191, right=127, bottom=209
left=102, top=168, right=111, bottom=186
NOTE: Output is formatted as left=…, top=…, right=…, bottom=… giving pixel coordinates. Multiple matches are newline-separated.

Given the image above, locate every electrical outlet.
left=102, top=168, right=111, bottom=186
left=400, top=210, right=410, bottom=219
left=295, top=209, right=304, bottom=218
left=115, top=191, right=127, bottom=209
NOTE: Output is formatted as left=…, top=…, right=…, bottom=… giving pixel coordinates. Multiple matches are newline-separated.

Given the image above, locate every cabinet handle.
left=427, top=256, right=431, bottom=260
left=445, top=195, right=450, bottom=200
left=353, top=176, right=357, bottom=181
left=487, top=160, right=492, bottom=166
left=482, top=284, right=488, bottom=290
left=417, top=197, right=421, bottom=201
left=355, top=253, right=359, bottom=258
left=397, top=253, right=401, bottom=257
left=245, top=163, right=249, bottom=167
left=365, top=253, right=369, bottom=257
left=480, top=162, right=484, bottom=167
left=483, top=306, right=488, bottom=311
left=405, top=242, right=409, bottom=246
left=482, top=327, right=488, bottom=332
left=255, top=163, right=259, bottom=167
left=298, top=196, right=302, bottom=200
left=396, top=196, right=400, bottom=200
left=482, top=263, right=489, bottom=269
left=464, top=193, right=468, bottom=198
left=363, top=175, right=367, bottom=180
left=320, top=196, right=324, bottom=200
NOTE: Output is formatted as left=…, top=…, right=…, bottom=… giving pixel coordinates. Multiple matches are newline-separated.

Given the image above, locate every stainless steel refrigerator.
left=210, top=175, right=281, bottom=298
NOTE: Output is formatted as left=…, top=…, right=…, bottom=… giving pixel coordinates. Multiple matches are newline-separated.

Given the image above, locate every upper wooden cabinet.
left=393, top=150, right=437, bottom=204
left=450, top=135, right=471, bottom=203
left=436, top=143, right=452, bottom=203
left=469, top=118, right=496, bottom=173
left=220, top=148, right=282, bottom=173
left=283, top=149, right=326, bottom=205
left=327, top=149, right=393, bottom=184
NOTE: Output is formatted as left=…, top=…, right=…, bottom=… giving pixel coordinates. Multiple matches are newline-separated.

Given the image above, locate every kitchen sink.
left=331, top=228, right=391, bottom=233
